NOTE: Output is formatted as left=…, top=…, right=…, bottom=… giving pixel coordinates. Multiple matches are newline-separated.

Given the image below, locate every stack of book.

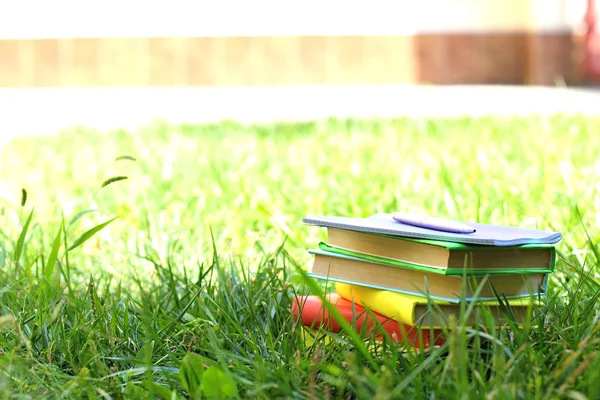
left=293, top=212, right=562, bottom=348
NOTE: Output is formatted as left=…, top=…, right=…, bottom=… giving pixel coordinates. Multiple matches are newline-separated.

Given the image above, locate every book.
left=292, top=294, right=445, bottom=347
left=335, top=282, right=542, bottom=328
left=303, top=213, right=562, bottom=247
left=308, top=249, right=548, bottom=302
left=321, top=229, right=556, bottom=274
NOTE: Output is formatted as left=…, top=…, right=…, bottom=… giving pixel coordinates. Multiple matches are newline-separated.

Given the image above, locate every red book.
left=292, top=294, right=445, bottom=348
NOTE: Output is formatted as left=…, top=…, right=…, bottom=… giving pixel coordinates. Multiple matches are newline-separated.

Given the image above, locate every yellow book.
left=335, top=282, right=542, bottom=328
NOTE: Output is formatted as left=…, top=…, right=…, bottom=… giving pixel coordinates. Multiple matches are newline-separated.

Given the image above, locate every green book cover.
left=315, top=242, right=556, bottom=276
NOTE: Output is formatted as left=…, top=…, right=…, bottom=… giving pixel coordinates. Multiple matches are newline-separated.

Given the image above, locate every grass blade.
left=68, top=209, right=98, bottom=227
left=295, top=266, right=379, bottom=371
left=67, top=217, right=118, bottom=252
left=44, top=222, right=63, bottom=279
left=13, top=208, right=34, bottom=263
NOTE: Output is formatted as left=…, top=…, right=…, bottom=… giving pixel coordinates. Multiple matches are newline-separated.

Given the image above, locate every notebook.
left=302, top=213, right=562, bottom=247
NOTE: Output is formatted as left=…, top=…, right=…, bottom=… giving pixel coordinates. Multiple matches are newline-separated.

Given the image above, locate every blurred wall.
left=0, top=0, right=588, bottom=87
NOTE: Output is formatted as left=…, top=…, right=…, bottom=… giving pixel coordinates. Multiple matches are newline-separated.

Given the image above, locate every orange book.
left=292, top=294, right=445, bottom=348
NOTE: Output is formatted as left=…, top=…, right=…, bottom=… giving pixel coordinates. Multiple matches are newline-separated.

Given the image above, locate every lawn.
left=1, top=116, right=600, bottom=399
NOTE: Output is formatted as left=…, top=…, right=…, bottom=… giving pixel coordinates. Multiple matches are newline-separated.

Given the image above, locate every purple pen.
left=392, top=212, right=476, bottom=234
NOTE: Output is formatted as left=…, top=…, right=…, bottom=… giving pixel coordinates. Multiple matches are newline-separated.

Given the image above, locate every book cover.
left=303, top=212, right=562, bottom=247
left=317, top=242, right=556, bottom=275
left=292, top=294, right=445, bottom=347
left=335, top=282, right=543, bottom=328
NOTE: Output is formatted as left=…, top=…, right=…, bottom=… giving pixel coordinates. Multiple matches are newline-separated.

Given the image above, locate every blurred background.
left=0, top=0, right=597, bottom=88
left=1, top=0, right=600, bottom=138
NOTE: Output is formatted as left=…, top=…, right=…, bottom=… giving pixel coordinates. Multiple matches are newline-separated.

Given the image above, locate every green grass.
left=1, top=116, right=600, bottom=399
